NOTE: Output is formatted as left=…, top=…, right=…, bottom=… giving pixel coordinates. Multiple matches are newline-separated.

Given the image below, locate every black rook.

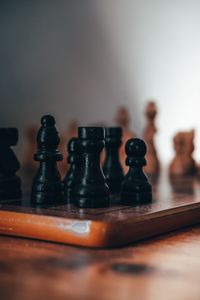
left=73, top=127, right=110, bottom=208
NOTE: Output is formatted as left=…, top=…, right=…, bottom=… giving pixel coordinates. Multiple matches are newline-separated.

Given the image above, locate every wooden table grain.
left=1, top=225, right=200, bottom=300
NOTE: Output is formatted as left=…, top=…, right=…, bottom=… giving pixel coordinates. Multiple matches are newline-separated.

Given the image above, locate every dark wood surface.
left=1, top=174, right=200, bottom=247
left=1, top=225, right=200, bottom=300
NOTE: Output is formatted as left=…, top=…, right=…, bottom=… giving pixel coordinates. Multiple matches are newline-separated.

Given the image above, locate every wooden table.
left=1, top=225, right=200, bottom=300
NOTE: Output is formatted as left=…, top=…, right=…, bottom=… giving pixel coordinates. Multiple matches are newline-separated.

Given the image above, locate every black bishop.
left=31, top=115, right=63, bottom=206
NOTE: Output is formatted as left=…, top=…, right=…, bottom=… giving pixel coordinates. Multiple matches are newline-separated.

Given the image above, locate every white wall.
left=1, top=0, right=200, bottom=162
left=95, top=0, right=200, bottom=162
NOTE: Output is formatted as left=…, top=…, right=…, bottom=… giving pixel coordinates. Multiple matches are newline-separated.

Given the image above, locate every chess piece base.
left=0, top=189, right=22, bottom=200
left=74, top=196, right=110, bottom=208
left=31, top=191, right=63, bottom=206
left=0, top=174, right=22, bottom=200
left=120, top=191, right=152, bottom=205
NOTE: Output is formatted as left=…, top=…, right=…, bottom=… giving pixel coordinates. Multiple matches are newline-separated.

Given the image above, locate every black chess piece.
left=103, top=127, right=124, bottom=195
left=63, top=137, right=81, bottom=202
left=120, top=138, right=152, bottom=205
left=73, top=127, right=110, bottom=208
left=31, top=115, right=63, bottom=206
left=0, top=128, right=18, bottom=146
left=0, top=128, right=22, bottom=200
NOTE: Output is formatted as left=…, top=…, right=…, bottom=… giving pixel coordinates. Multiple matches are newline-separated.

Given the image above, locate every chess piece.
left=59, top=120, right=79, bottom=177
left=73, top=127, right=110, bottom=208
left=120, top=138, right=152, bottom=205
left=103, top=127, right=124, bottom=194
left=63, top=137, right=80, bottom=202
left=170, top=176, right=194, bottom=195
left=115, top=106, right=134, bottom=174
left=57, top=130, right=67, bottom=178
left=0, top=128, right=22, bottom=200
left=143, top=101, right=160, bottom=177
left=31, top=115, right=64, bottom=206
left=169, top=130, right=196, bottom=177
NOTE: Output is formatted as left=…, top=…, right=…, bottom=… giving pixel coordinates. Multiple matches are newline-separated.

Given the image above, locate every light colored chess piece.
left=115, top=106, right=134, bottom=174
left=143, top=101, right=160, bottom=177
left=169, top=130, right=196, bottom=177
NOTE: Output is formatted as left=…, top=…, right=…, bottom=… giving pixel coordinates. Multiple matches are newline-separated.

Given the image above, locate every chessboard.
left=0, top=173, right=200, bottom=248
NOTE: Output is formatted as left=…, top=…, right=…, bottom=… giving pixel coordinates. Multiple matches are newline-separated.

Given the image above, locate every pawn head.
left=68, top=137, right=80, bottom=153
left=125, top=138, right=147, bottom=157
left=41, top=115, right=55, bottom=126
left=37, top=115, right=60, bottom=150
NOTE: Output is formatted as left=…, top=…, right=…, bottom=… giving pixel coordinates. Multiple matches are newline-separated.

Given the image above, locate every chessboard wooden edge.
left=0, top=202, right=200, bottom=248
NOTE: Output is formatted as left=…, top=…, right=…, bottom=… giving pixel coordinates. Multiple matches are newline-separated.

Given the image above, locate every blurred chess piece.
left=169, top=130, right=196, bottom=177
left=115, top=106, right=134, bottom=174
left=67, top=120, right=79, bottom=140
left=58, top=120, right=79, bottom=178
left=143, top=101, right=160, bottom=177
left=23, top=125, right=38, bottom=174
left=170, top=176, right=194, bottom=195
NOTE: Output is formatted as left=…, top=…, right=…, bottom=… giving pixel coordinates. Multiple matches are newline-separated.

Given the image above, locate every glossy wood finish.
left=1, top=225, right=200, bottom=300
left=0, top=175, right=200, bottom=247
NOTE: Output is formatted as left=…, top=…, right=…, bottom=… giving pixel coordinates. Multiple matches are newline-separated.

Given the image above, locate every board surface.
left=0, top=172, right=200, bottom=248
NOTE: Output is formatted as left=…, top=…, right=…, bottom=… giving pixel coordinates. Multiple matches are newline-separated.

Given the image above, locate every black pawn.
left=103, top=127, right=124, bottom=194
left=0, top=128, right=22, bottom=200
left=31, top=115, right=63, bottom=206
left=63, top=137, right=80, bottom=202
left=120, top=138, right=152, bottom=205
left=73, top=127, right=110, bottom=208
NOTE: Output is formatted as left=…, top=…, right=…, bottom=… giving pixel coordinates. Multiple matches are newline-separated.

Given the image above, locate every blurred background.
left=1, top=0, right=200, bottom=163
